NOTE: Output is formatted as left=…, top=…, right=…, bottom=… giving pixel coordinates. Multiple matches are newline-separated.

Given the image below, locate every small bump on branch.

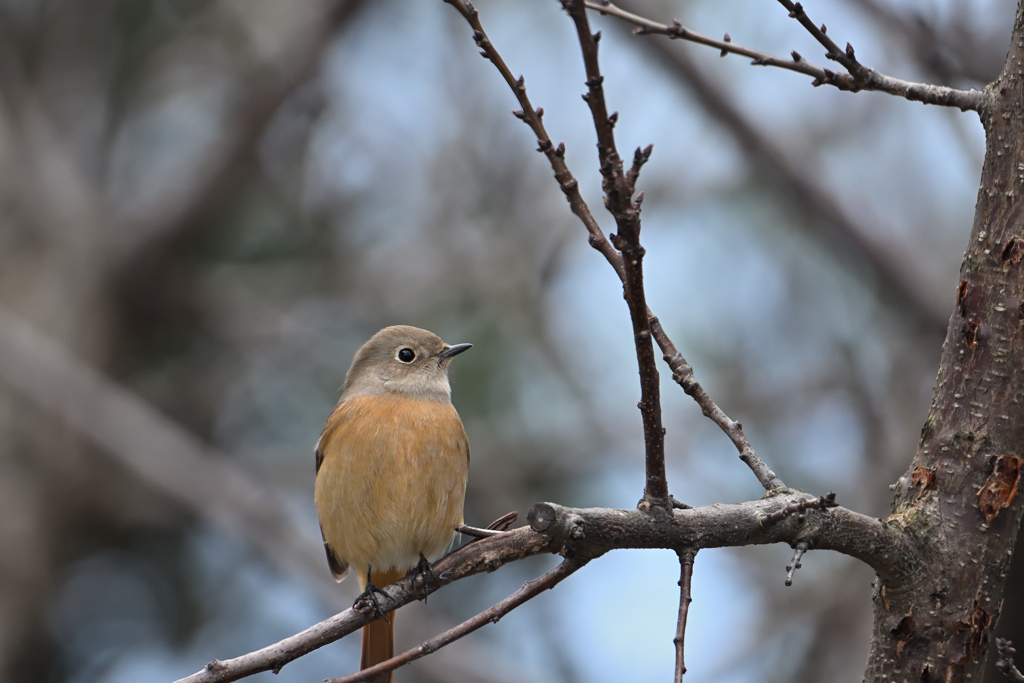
left=759, top=491, right=838, bottom=527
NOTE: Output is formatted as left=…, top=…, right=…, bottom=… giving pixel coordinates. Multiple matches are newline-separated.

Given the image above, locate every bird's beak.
left=438, top=343, right=472, bottom=359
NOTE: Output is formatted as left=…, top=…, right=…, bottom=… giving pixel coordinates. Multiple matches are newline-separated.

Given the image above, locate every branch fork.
left=585, top=0, right=989, bottom=111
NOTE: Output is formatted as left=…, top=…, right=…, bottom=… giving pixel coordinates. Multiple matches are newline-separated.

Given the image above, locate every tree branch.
left=442, top=0, right=624, bottom=281
left=610, top=0, right=951, bottom=335
left=655, top=329, right=784, bottom=491
left=674, top=551, right=695, bottom=683
left=785, top=541, right=809, bottom=586
left=561, top=0, right=668, bottom=508
left=527, top=497, right=922, bottom=583
left=173, top=527, right=562, bottom=683
left=325, top=556, right=588, bottom=683
left=443, top=0, right=784, bottom=492
left=585, top=0, right=989, bottom=111
left=176, top=487, right=916, bottom=683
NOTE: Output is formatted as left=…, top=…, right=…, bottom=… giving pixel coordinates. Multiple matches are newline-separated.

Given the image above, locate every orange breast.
left=314, top=393, right=469, bottom=588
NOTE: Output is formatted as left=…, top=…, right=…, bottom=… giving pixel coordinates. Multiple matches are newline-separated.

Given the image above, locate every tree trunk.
left=864, top=2, right=1024, bottom=679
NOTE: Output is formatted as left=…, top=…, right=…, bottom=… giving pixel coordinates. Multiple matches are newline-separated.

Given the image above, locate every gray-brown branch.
left=527, top=497, right=921, bottom=583
left=609, top=0, right=950, bottom=335
left=585, top=0, right=988, bottom=112
left=562, top=0, right=668, bottom=507
left=178, top=489, right=918, bottom=683
left=444, top=0, right=783, bottom=492
left=860, top=1, right=1024, bottom=676
left=674, top=551, right=695, bottom=683
left=324, top=557, right=588, bottom=683
left=173, top=528, right=560, bottom=683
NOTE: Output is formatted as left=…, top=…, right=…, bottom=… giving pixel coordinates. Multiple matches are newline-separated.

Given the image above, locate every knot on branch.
left=758, top=492, right=837, bottom=528
left=529, top=502, right=588, bottom=540
left=666, top=19, right=685, bottom=39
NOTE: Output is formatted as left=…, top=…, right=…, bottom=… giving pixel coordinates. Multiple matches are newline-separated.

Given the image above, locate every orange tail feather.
left=360, top=568, right=404, bottom=683
left=361, top=615, right=394, bottom=683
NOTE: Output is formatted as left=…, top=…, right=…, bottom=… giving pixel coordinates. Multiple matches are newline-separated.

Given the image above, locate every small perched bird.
left=314, top=325, right=471, bottom=682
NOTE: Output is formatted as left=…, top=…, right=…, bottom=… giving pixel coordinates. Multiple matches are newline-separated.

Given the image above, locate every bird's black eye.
left=397, top=348, right=415, bottom=363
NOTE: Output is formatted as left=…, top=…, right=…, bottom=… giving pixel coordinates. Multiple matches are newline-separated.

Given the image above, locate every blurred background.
left=0, top=0, right=1018, bottom=681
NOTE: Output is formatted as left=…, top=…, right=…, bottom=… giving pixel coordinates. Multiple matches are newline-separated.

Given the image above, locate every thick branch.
left=527, top=498, right=922, bottom=583
left=325, top=557, right=588, bottom=683
left=863, top=2, right=1024, bottom=676
left=174, top=528, right=560, bottom=683
left=178, top=490, right=912, bottom=683
left=585, top=1, right=988, bottom=111
left=562, top=0, right=668, bottom=507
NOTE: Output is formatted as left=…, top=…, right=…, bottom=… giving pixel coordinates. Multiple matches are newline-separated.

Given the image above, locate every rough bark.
left=864, top=3, right=1024, bottom=679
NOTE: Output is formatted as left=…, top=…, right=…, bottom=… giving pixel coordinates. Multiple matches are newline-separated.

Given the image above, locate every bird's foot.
left=353, top=583, right=392, bottom=623
left=411, top=554, right=438, bottom=602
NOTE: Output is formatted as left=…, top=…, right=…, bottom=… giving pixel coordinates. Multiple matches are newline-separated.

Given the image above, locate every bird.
left=314, top=325, right=471, bottom=683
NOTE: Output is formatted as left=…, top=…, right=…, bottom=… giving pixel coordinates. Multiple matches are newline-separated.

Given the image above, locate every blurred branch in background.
left=0, top=307, right=330, bottom=600
left=851, top=0, right=1005, bottom=86
left=609, top=0, right=953, bottom=334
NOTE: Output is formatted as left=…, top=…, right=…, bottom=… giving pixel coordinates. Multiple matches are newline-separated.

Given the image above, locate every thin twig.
left=326, top=557, right=588, bottom=683
left=776, top=0, right=985, bottom=110
left=457, top=526, right=504, bottom=538
left=441, top=0, right=625, bottom=281
left=850, top=0, right=1000, bottom=86
left=561, top=0, right=669, bottom=508
left=785, top=541, right=809, bottom=586
left=585, top=0, right=988, bottom=112
left=457, top=510, right=518, bottom=540
left=587, top=0, right=831, bottom=80
left=442, top=0, right=785, bottom=492
left=674, top=551, right=695, bottom=683
left=174, top=527, right=560, bottom=683
left=610, top=6, right=950, bottom=336
left=776, top=0, right=862, bottom=74
left=657, top=329, right=784, bottom=491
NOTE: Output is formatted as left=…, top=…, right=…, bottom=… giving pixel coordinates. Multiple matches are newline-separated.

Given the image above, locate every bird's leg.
left=411, top=554, right=438, bottom=602
left=353, top=567, right=392, bottom=623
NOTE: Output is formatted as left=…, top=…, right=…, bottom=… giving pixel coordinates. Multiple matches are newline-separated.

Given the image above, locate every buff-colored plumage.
left=314, top=325, right=470, bottom=683
left=315, top=393, right=469, bottom=584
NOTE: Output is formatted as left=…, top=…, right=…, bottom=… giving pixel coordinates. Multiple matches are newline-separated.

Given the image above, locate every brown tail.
left=360, top=568, right=404, bottom=683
